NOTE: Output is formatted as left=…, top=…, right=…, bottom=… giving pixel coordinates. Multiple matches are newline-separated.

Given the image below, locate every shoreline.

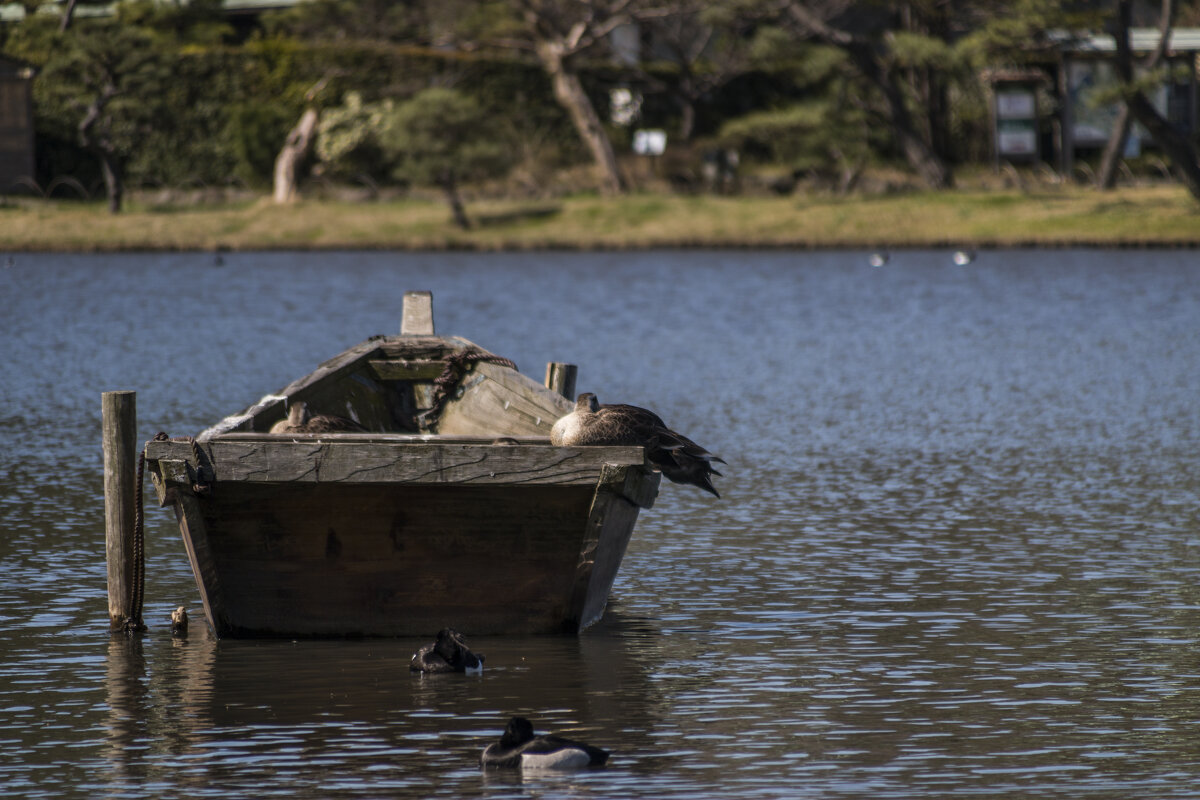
left=5, top=239, right=1200, bottom=253
left=4, top=186, right=1198, bottom=252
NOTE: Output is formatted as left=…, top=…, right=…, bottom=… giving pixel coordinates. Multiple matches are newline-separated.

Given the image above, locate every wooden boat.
left=143, top=292, right=660, bottom=638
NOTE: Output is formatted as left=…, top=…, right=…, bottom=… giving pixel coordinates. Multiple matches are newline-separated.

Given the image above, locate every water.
left=2, top=249, right=1199, bottom=798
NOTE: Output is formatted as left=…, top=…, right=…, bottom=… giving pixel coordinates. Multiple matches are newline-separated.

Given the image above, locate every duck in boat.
left=269, top=401, right=367, bottom=433
left=410, top=628, right=484, bottom=673
left=550, top=392, right=725, bottom=497
left=480, top=716, right=609, bottom=769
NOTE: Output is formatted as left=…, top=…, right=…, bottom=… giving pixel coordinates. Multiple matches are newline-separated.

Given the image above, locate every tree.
left=261, top=0, right=429, bottom=43
left=505, top=0, right=649, bottom=195
left=1110, top=0, right=1200, bottom=199
left=380, top=87, right=512, bottom=228
left=274, top=72, right=341, bottom=204
left=640, top=0, right=760, bottom=143
left=35, top=21, right=165, bottom=212
left=775, top=1, right=955, bottom=189
left=1097, top=0, right=1173, bottom=189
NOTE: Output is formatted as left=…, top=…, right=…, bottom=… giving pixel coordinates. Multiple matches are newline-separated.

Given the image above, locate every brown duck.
left=269, top=401, right=367, bottom=433
left=550, top=392, right=724, bottom=497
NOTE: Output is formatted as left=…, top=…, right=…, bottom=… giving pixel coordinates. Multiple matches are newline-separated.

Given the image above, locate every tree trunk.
left=677, top=96, right=696, bottom=143
left=78, top=89, right=123, bottom=213
left=784, top=5, right=952, bottom=189
left=846, top=45, right=954, bottom=189
left=273, top=107, right=319, bottom=204
left=99, top=154, right=123, bottom=214
left=59, top=0, right=78, bottom=32
left=440, top=175, right=472, bottom=230
left=1112, top=0, right=1200, bottom=200
left=1096, top=105, right=1133, bottom=189
left=1102, top=0, right=1173, bottom=190
left=535, top=42, right=625, bottom=195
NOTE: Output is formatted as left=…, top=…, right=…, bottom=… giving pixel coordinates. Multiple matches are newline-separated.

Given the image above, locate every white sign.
left=996, top=90, right=1036, bottom=119
left=998, top=129, right=1037, bottom=155
left=633, top=129, right=667, bottom=156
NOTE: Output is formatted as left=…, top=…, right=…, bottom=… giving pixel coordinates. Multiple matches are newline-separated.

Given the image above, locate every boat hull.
left=147, top=437, right=658, bottom=637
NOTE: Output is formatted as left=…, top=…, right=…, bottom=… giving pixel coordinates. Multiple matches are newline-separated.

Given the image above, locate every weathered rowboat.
left=144, top=292, right=659, bottom=637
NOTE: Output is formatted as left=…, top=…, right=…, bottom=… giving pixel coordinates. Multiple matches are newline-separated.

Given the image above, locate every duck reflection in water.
left=481, top=716, right=609, bottom=770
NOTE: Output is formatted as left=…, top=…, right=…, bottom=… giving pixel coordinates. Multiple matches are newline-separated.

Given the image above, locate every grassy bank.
left=2, top=185, right=1198, bottom=251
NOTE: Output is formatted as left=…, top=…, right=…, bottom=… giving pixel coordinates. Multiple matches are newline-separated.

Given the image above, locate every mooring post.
left=102, top=390, right=138, bottom=631
left=401, top=291, right=435, bottom=336
left=544, top=362, right=578, bottom=400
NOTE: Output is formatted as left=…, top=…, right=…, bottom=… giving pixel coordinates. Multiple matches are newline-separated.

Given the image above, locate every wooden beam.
left=367, top=358, right=446, bottom=381
left=437, top=361, right=573, bottom=437
left=102, top=390, right=138, bottom=631
left=568, top=464, right=659, bottom=630
left=145, top=439, right=646, bottom=486
left=544, top=362, right=578, bottom=400
left=401, top=291, right=434, bottom=335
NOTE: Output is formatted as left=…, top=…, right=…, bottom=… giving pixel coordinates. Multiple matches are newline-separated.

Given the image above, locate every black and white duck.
left=480, top=716, right=609, bottom=770
left=269, top=401, right=366, bottom=434
left=410, top=628, right=484, bottom=673
left=550, top=392, right=725, bottom=497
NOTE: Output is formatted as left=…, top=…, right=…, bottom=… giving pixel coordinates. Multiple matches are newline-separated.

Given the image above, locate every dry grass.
left=2, top=184, right=1198, bottom=252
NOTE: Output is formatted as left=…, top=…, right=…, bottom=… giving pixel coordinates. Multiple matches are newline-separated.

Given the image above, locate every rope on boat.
left=122, top=433, right=211, bottom=635
left=422, top=349, right=518, bottom=427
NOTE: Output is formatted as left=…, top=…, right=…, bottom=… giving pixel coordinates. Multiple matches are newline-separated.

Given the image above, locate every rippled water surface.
left=2, top=249, right=1199, bottom=798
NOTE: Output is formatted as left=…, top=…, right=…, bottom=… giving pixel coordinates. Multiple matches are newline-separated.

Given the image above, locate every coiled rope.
left=421, top=349, right=518, bottom=428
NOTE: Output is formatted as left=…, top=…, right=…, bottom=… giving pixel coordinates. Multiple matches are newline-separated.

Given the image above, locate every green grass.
left=1, top=185, right=1197, bottom=252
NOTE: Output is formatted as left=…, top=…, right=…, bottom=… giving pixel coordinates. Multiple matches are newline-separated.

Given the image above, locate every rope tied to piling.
left=420, top=348, right=518, bottom=428
left=122, top=433, right=211, bottom=635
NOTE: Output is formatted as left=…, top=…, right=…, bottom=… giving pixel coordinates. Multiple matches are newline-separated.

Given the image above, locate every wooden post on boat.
left=102, top=391, right=138, bottom=631
left=544, top=362, right=578, bottom=400
left=401, top=291, right=434, bottom=336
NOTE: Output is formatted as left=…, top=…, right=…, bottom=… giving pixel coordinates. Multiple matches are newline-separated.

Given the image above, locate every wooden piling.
left=401, top=291, right=435, bottom=336
left=544, top=362, right=578, bottom=400
left=102, top=391, right=137, bottom=631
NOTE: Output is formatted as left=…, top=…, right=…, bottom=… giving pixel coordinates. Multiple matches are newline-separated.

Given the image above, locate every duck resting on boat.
left=269, top=401, right=367, bottom=433
left=550, top=392, right=724, bottom=497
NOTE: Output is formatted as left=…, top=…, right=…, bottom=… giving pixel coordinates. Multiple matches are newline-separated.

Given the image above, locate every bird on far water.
left=269, top=401, right=367, bottom=433
left=550, top=392, right=724, bottom=497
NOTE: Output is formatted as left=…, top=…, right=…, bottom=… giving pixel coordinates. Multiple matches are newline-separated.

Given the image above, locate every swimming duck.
left=410, top=628, right=484, bottom=673
left=269, top=401, right=366, bottom=433
left=952, top=249, right=976, bottom=266
left=550, top=392, right=725, bottom=497
left=480, top=716, right=609, bottom=770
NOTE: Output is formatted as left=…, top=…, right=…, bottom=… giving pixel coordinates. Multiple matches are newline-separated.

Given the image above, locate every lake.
left=2, top=249, right=1199, bottom=798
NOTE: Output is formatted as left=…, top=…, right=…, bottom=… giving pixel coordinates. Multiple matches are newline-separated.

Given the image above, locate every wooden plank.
left=401, top=291, right=434, bottom=335
left=198, top=335, right=486, bottom=439
left=436, top=361, right=573, bottom=437
left=376, top=336, right=469, bottom=360
left=102, top=390, right=137, bottom=631
left=215, top=432, right=551, bottom=443
left=367, top=358, right=446, bottom=381
left=190, top=482, right=596, bottom=636
left=145, top=439, right=646, bottom=486
left=148, top=457, right=189, bottom=505
left=198, top=337, right=388, bottom=440
left=173, top=492, right=226, bottom=635
left=568, top=464, right=647, bottom=631
left=544, top=362, right=578, bottom=400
